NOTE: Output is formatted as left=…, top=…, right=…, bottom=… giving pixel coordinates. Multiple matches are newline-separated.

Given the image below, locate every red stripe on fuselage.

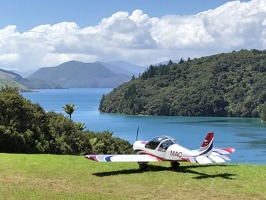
left=136, top=151, right=188, bottom=162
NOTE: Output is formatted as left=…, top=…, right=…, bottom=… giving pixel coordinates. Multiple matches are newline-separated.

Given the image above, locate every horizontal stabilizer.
left=212, top=148, right=235, bottom=155
left=187, top=154, right=230, bottom=164
left=85, top=154, right=162, bottom=162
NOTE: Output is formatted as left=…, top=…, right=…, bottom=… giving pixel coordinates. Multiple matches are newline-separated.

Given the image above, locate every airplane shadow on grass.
left=93, top=164, right=237, bottom=180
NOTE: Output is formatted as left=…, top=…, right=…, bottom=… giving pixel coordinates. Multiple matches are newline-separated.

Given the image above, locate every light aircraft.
left=85, top=131, right=235, bottom=169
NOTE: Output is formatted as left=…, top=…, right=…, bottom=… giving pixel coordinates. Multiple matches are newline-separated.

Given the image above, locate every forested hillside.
left=99, top=49, right=266, bottom=118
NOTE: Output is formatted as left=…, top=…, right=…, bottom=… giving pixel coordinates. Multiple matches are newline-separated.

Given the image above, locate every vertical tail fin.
left=198, top=132, right=214, bottom=156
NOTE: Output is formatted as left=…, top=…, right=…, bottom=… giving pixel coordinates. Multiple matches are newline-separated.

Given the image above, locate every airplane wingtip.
left=85, top=155, right=98, bottom=161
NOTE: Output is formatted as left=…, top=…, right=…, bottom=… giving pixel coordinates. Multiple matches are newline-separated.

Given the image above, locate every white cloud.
left=0, top=53, right=20, bottom=64
left=0, top=0, right=265, bottom=72
left=198, top=0, right=266, bottom=50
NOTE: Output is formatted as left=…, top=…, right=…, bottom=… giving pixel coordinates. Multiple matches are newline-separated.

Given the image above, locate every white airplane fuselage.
left=133, top=141, right=197, bottom=161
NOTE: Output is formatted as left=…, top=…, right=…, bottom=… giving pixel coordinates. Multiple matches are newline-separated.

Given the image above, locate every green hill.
left=28, top=61, right=131, bottom=88
left=99, top=49, right=266, bottom=118
left=0, top=69, right=30, bottom=91
left=0, top=68, right=61, bottom=90
left=0, top=77, right=29, bottom=91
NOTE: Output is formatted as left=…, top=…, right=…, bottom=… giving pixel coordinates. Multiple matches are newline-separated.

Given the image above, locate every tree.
left=76, top=122, right=86, bottom=131
left=63, top=104, right=76, bottom=119
left=260, top=102, right=266, bottom=122
left=178, top=57, right=185, bottom=64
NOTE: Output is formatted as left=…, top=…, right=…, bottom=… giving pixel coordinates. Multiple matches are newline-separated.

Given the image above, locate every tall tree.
left=63, top=104, right=76, bottom=119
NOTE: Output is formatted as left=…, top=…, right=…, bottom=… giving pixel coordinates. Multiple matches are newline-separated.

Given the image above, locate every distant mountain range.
left=99, top=60, right=145, bottom=76
left=0, top=60, right=145, bottom=90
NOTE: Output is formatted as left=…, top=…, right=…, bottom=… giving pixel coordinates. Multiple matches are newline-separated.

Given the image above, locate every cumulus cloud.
left=0, top=0, right=265, bottom=71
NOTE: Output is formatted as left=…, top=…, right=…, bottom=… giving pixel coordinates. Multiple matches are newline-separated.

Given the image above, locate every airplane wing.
left=85, top=154, right=162, bottom=162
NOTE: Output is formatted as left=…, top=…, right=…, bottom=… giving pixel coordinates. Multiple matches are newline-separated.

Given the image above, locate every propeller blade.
left=123, top=127, right=139, bottom=151
left=136, top=126, right=139, bottom=141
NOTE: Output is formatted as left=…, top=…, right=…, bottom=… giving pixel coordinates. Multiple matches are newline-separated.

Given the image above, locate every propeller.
left=123, top=127, right=140, bottom=151
left=135, top=126, right=139, bottom=141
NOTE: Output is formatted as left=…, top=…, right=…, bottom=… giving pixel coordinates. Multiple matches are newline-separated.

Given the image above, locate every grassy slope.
left=0, top=78, right=29, bottom=91
left=0, top=154, right=265, bottom=200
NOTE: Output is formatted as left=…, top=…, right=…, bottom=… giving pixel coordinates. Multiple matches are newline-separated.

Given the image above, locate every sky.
left=0, top=0, right=265, bottom=71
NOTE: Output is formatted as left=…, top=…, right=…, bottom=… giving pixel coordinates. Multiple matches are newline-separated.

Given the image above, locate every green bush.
left=0, top=87, right=132, bottom=154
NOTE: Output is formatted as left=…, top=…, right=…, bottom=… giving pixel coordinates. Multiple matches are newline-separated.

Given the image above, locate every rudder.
left=198, top=132, right=214, bottom=156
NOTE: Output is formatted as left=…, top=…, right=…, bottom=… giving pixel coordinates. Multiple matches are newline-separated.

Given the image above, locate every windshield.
left=145, top=136, right=176, bottom=150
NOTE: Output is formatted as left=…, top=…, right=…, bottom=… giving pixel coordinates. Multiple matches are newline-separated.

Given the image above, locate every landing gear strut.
left=138, top=162, right=148, bottom=170
left=171, top=161, right=180, bottom=169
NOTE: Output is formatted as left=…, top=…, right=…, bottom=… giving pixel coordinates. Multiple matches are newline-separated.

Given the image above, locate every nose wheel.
left=171, top=161, right=180, bottom=169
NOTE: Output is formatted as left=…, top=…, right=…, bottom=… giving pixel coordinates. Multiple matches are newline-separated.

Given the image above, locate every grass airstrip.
left=0, top=153, right=265, bottom=200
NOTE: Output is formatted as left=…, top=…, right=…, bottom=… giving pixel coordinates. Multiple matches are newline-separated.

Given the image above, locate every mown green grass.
left=0, top=153, right=265, bottom=200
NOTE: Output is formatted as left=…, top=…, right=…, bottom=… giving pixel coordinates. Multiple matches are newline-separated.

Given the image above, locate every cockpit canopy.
left=145, top=136, right=176, bottom=151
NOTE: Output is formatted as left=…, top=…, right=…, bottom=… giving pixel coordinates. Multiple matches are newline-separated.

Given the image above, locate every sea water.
left=22, top=88, right=266, bottom=164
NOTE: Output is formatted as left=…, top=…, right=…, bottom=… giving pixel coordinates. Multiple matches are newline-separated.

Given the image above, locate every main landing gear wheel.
left=138, top=162, right=148, bottom=170
left=171, top=162, right=180, bottom=169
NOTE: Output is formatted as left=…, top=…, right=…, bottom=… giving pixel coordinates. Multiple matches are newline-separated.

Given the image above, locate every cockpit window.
left=158, top=139, right=175, bottom=151
left=145, top=136, right=175, bottom=150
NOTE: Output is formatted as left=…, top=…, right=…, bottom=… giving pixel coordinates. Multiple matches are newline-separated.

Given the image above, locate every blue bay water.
left=22, top=88, right=266, bottom=165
